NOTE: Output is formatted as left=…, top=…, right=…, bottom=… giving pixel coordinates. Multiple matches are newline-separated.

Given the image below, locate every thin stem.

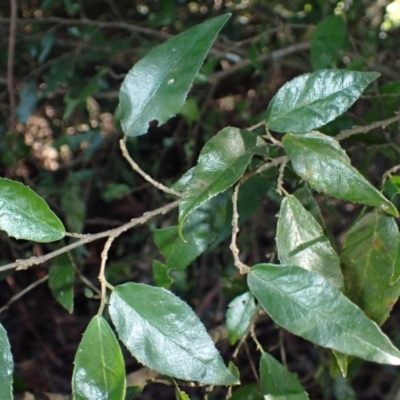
left=0, top=275, right=48, bottom=314
left=97, top=235, right=117, bottom=316
left=229, top=183, right=251, bottom=274
left=120, top=137, right=182, bottom=197
left=0, top=199, right=180, bottom=273
left=335, top=112, right=400, bottom=141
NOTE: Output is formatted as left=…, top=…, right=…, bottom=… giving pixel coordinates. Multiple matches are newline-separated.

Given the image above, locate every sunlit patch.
left=22, top=115, right=60, bottom=171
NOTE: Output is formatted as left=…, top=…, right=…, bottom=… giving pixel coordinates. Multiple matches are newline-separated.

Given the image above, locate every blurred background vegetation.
left=0, top=0, right=400, bottom=398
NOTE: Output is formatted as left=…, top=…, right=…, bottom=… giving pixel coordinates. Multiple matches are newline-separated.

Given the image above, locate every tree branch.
left=0, top=200, right=180, bottom=273
left=335, top=112, right=400, bottom=141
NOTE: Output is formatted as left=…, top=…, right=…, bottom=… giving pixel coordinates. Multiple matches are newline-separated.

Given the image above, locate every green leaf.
left=152, top=260, right=173, bottom=288
left=265, top=70, right=379, bottom=133
left=231, top=383, right=263, bottom=400
left=384, top=175, right=400, bottom=201
left=174, top=381, right=191, bottom=400
left=259, top=352, right=309, bottom=400
left=178, top=127, right=259, bottom=232
left=72, top=316, right=126, bottom=400
left=155, top=193, right=226, bottom=271
left=282, top=132, right=398, bottom=217
left=102, top=183, right=131, bottom=203
left=125, top=386, right=143, bottom=400
left=226, top=292, right=257, bottom=345
left=64, top=69, right=107, bottom=120
left=109, top=283, right=238, bottom=385
left=331, top=350, right=349, bottom=378
left=180, top=98, right=200, bottom=124
left=293, top=186, right=325, bottom=228
left=211, top=176, right=270, bottom=247
left=48, top=253, right=74, bottom=313
left=341, top=210, right=400, bottom=325
left=391, top=241, right=400, bottom=285
left=60, top=186, right=85, bottom=234
left=0, top=178, right=65, bottom=242
left=332, top=375, right=357, bottom=400
left=118, top=14, right=230, bottom=136
left=276, top=195, right=343, bottom=289
left=311, top=15, right=347, bottom=70
left=0, top=323, right=13, bottom=400
left=247, top=264, right=400, bottom=365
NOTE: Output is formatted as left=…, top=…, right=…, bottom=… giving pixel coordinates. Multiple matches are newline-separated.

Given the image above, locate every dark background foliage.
left=0, top=0, right=399, bottom=398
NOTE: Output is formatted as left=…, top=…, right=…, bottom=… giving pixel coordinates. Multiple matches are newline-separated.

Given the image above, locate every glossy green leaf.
left=118, top=14, right=230, bottom=136
left=283, top=132, right=398, bottom=217
left=276, top=195, right=343, bottom=289
left=260, top=352, right=309, bottom=400
left=0, top=323, right=13, bottom=400
left=247, top=264, right=400, bottom=365
left=72, top=316, right=126, bottom=400
left=226, top=292, right=257, bottom=345
left=155, top=193, right=226, bottom=271
left=178, top=127, right=259, bottom=232
left=341, top=210, right=400, bottom=325
left=48, top=253, right=74, bottom=313
left=109, top=283, right=238, bottom=385
left=0, top=178, right=65, bottom=242
left=311, top=15, right=347, bottom=70
left=265, top=70, right=379, bottom=133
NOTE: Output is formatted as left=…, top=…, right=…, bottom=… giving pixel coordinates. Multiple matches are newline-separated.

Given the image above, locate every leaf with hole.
left=118, top=14, right=230, bottom=136
left=0, top=178, right=65, bottom=242
left=72, top=315, right=126, bottom=400
left=260, top=352, right=309, bottom=399
left=109, top=282, right=238, bottom=385
left=265, top=70, right=379, bottom=133
left=178, top=127, right=260, bottom=233
left=341, top=210, right=400, bottom=325
left=283, top=132, right=398, bottom=217
left=0, top=323, right=13, bottom=400
left=247, top=264, right=400, bottom=365
left=276, top=195, right=343, bottom=289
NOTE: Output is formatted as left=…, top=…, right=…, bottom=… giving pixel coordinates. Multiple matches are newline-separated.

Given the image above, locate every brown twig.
left=335, top=112, right=400, bottom=141
left=97, top=235, right=116, bottom=316
left=211, top=42, right=310, bottom=82
left=7, top=0, right=17, bottom=129
left=0, top=200, right=180, bottom=273
left=120, top=137, right=183, bottom=197
left=229, top=183, right=251, bottom=274
left=0, top=275, right=48, bottom=314
left=1, top=16, right=171, bottom=40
